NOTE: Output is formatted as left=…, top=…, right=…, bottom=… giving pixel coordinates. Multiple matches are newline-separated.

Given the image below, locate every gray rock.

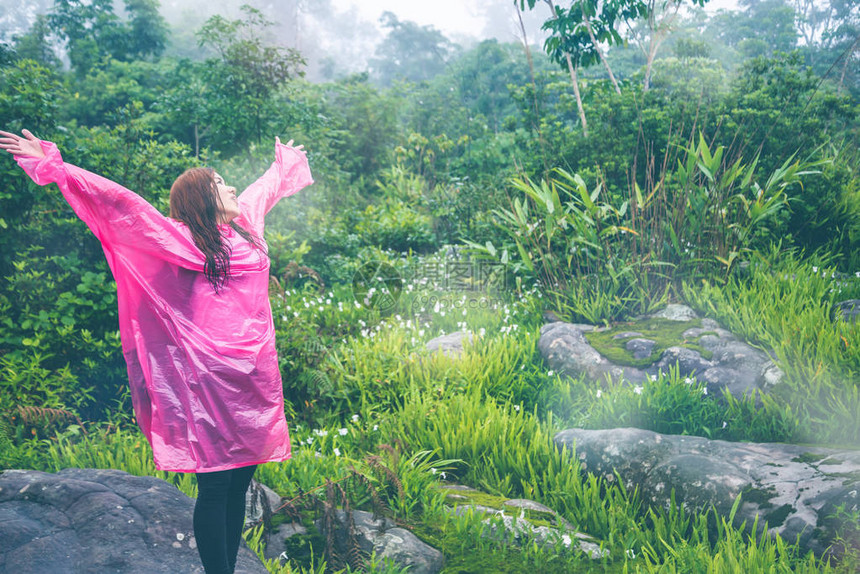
left=449, top=504, right=607, bottom=559
left=626, top=338, right=657, bottom=360
left=554, top=427, right=860, bottom=555
left=650, top=304, right=699, bottom=322
left=538, top=322, right=647, bottom=384
left=539, top=309, right=784, bottom=400
left=316, top=509, right=444, bottom=574
left=696, top=333, right=783, bottom=399
left=0, top=468, right=266, bottom=574
left=426, top=331, right=474, bottom=359
left=245, top=480, right=282, bottom=525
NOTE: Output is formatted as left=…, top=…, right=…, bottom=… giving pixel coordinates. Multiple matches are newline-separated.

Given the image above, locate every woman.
left=0, top=128, right=313, bottom=574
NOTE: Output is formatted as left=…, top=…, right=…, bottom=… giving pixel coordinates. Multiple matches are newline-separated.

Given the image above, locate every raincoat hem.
left=158, top=452, right=292, bottom=474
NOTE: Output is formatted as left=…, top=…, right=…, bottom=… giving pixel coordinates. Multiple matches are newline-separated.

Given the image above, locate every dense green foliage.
left=1, top=0, right=858, bottom=572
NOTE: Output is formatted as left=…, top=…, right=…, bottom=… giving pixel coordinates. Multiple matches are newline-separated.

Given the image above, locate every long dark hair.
left=169, top=167, right=264, bottom=292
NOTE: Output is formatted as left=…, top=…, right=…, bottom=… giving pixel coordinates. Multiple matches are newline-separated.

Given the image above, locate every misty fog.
left=0, top=0, right=552, bottom=81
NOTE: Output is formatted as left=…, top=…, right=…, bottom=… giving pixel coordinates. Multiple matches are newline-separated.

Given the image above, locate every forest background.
left=0, top=0, right=859, bottom=572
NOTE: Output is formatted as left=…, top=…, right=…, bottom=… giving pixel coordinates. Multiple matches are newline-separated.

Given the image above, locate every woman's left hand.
left=0, top=129, right=45, bottom=158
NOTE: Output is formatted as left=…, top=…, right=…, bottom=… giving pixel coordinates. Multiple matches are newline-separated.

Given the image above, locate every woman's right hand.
left=0, top=129, right=45, bottom=159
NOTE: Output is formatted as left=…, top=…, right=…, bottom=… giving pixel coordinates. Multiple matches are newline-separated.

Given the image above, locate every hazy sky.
left=329, top=0, right=486, bottom=37
left=328, top=0, right=740, bottom=39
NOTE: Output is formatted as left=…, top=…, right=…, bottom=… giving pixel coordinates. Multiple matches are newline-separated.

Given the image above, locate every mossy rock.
left=584, top=317, right=714, bottom=368
left=439, top=486, right=564, bottom=529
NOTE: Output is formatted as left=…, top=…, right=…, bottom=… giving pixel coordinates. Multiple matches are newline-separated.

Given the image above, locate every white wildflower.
left=596, top=389, right=602, bottom=398
left=333, top=447, right=341, bottom=456
left=351, top=414, right=359, bottom=422
left=633, top=385, right=643, bottom=395
left=339, top=428, right=348, bottom=436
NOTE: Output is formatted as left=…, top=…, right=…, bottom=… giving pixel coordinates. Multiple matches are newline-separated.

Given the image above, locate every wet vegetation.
left=1, top=0, right=858, bottom=571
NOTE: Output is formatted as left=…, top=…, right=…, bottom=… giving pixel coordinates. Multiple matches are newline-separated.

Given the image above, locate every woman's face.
left=213, top=172, right=240, bottom=223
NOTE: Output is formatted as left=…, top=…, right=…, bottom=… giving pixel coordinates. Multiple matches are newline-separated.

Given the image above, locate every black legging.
left=194, top=464, right=258, bottom=574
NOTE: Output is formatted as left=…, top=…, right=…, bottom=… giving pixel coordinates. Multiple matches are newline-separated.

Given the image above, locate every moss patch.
left=792, top=452, right=828, bottom=464
left=584, top=318, right=713, bottom=368
left=765, top=504, right=793, bottom=528
left=441, top=487, right=507, bottom=510
left=829, top=470, right=860, bottom=486
left=439, top=486, right=564, bottom=529
left=741, top=485, right=777, bottom=509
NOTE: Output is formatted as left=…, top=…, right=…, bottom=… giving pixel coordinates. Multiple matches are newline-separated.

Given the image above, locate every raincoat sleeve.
left=14, top=139, right=200, bottom=265
left=235, top=140, right=314, bottom=237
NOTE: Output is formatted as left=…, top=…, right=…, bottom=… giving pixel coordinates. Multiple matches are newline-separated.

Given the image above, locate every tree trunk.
left=565, top=53, right=589, bottom=136
left=642, top=16, right=663, bottom=91
left=544, top=0, right=588, bottom=135
left=194, top=123, right=200, bottom=159
left=583, top=15, right=621, bottom=94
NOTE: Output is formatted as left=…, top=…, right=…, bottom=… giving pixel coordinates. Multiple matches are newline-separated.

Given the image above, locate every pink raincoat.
left=16, top=139, right=313, bottom=473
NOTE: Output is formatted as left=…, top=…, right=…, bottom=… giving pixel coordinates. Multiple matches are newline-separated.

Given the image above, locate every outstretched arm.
left=235, top=136, right=314, bottom=237
left=1, top=129, right=198, bottom=264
